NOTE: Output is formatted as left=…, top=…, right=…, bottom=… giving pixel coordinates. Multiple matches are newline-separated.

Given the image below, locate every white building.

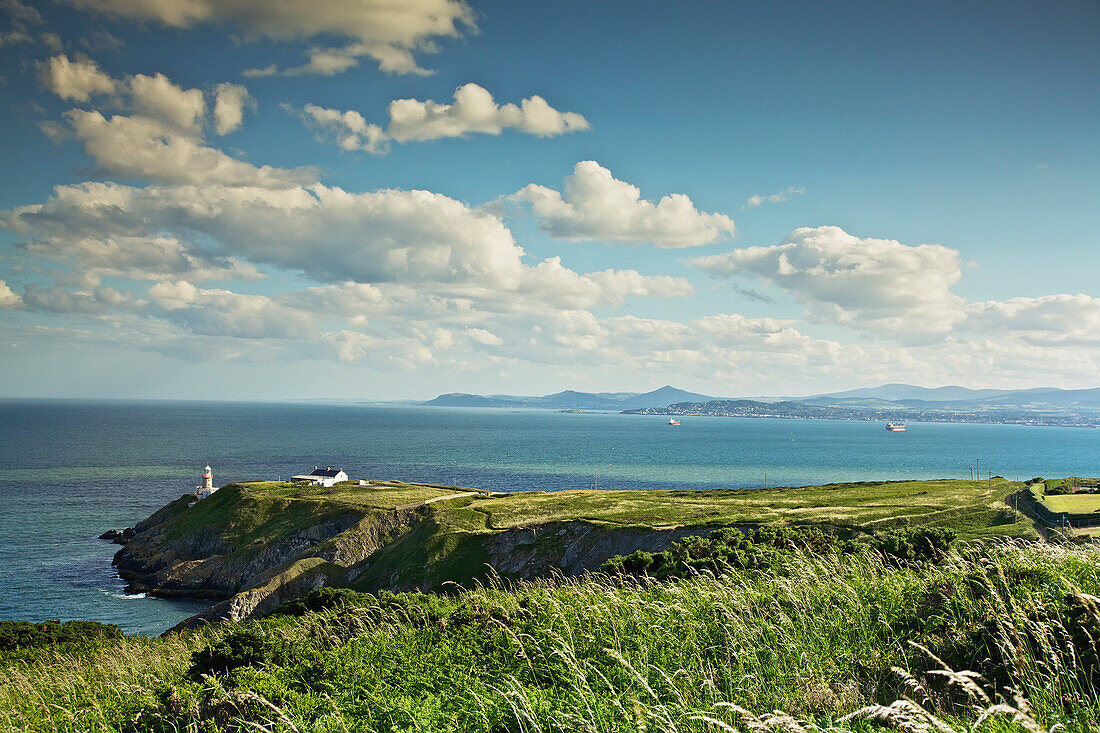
left=291, top=467, right=348, bottom=488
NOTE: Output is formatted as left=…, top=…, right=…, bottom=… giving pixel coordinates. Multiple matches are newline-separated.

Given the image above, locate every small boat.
left=885, top=422, right=907, bottom=431
left=668, top=418, right=681, bottom=426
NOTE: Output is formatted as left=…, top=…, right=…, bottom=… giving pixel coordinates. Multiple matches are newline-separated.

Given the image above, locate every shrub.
left=189, top=625, right=280, bottom=679
left=0, top=619, right=123, bottom=651
left=870, top=527, right=956, bottom=563
left=277, top=586, right=366, bottom=616
left=600, top=525, right=853, bottom=580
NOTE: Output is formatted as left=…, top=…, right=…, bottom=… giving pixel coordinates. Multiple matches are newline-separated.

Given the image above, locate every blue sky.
left=0, top=0, right=1096, bottom=400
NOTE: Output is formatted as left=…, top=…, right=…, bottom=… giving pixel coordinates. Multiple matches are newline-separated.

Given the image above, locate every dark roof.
left=309, top=468, right=344, bottom=477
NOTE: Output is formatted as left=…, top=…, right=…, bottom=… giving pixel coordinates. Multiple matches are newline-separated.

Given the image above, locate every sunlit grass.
left=4, top=541, right=1098, bottom=732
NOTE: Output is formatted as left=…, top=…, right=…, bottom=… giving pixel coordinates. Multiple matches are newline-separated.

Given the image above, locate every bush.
left=277, top=586, right=366, bottom=616
left=870, top=527, right=956, bottom=563
left=0, top=620, right=123, bottom=651
left=189, top=625, right=280, bottom=679
left=600, top=525, right=854, bottom=580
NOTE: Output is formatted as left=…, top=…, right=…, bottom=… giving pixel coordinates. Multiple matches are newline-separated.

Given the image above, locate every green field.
left=235, top=476, right=1033, bottom=540
left=473, top=478, right=1027, bottom=537
left=238, top=480, right=482, bottom=509
left=1030, top=481, right=1100, bottom=516
left=1038, top=493, right=1100, bottom=514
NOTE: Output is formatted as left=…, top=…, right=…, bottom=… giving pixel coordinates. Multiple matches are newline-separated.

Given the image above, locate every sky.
left=0, top=0, right=1096, bottom=401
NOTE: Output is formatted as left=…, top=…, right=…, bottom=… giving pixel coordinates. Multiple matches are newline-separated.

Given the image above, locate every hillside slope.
left=110, top=477, right=1033, bottom=628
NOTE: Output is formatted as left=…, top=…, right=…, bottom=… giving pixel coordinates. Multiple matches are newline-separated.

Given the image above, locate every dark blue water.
left=2, top=400, right=1097, bottom=634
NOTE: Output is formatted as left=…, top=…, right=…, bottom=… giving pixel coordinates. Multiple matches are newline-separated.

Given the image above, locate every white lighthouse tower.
left=190, top=465, right=217, bottom=506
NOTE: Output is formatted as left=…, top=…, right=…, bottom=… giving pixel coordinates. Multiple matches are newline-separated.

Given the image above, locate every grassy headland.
left=3, top=476, right=1078, bottom=731
left=107, top=477, right=1035, bottom=624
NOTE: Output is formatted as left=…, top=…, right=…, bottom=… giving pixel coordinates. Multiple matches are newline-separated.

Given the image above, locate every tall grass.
left=3, top=541, right=1099, bottom=732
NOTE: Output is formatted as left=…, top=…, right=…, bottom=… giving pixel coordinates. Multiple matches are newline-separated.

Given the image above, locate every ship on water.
left=885, top=422, right=907, bottom=431
left=668, top=418, right=681, bottom=426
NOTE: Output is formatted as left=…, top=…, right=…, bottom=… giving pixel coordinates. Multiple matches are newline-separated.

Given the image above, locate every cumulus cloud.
left=509, top=161, right=736, bottom=248
left=963, top=294, right=1100, bottom=346
left=465, top=327, right=503, bottom=346
left=743, top=186, right=805, bottom=210
left=692, top=225, right=966, bottom=338
left=0, top=279, right=23, bottom=309
left=212, top=83, right=252, bottom=135
left=64, top=109, right=312, bottom=187
left=302, top=83, right=588, bottom=154
left=301, top=104, right=387, bottom=154
left=22, top=283, right=138, bottom=314
left=64, top=0, right=476, bottom=75
left=387, top=83, right=589, bottom=141
left=38, top=54, right=118, bottom=101
left=39, top=57, right=308, bottom=187
left=129, top=72, right=205, bottom=133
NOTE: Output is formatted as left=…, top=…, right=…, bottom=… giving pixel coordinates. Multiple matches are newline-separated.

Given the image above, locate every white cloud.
left=65, top=0, right=476, bottom=75
left=38, top=58, right=310, bottom=188
left=0, top=279, right=23, bottom=309
left=301, top=104, right=387, bottom=154
left=387, top=83, right=589, bottom=142
left=128, top=72, right=205, bottom=132
left=65, top=109, right=312, bottom=187
left=38, top=54, right=118, bottom=101
left=743, top=186, right=805, bottom=210
left=212, top=82, right=252, bottom=135
left=147, top=282, right=317, bottom=339
left=22, top=283, right=138, bottom=314
left=692, top=225, right=966, bottom=338
left=465, top=327, right=502, bottom=346
left=242, top=64, right=278, bottom=79
left=509, top=161, right=736, bottom=248
left=963, top=294, right=1100, bottom=346
left=302, top=83, right=588, bottom=154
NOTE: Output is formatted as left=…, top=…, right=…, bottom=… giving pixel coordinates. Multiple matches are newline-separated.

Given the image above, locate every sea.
left=1, top=399, right=1098, bottom=635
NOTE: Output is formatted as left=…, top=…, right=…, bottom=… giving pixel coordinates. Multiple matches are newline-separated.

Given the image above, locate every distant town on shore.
left=415, top=383, right=1100, bottom=428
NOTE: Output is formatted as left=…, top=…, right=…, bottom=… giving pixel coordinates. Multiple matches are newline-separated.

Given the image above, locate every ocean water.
left=1, top=400, right=1098, bottom=634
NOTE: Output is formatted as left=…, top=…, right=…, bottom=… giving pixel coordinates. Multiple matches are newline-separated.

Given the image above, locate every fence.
left=1016, top=489, right=1100, bottom=530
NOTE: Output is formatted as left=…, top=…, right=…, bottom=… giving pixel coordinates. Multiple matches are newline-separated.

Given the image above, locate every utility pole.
left=969, top=463, right=974, bottom=480
left=594, top=469, right=597, bottom=492
left=764, top=470, right=767, bottom=490
left=975, top=457, right=980, bottom=482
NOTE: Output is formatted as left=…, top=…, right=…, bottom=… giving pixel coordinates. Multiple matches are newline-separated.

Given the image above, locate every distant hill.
left=421, top=393, right=519, bottom=408
left=801, top=384, right=1100, bottom=412
left=421, top=385, right=715, bottom=410
left=808, top=384, right=1015, bottom=402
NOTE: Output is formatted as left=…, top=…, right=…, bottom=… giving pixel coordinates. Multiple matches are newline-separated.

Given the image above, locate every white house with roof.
left=291, top=467, right=348, bottom=487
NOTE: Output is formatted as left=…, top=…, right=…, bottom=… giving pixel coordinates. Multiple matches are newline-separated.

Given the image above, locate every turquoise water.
left=2, top=400, right=1098, bottom=634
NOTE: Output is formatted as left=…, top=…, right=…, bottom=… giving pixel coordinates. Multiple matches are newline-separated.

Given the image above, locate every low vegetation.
left=3, top=540, right=1100, bottom=732
left=600, top=525, right=957, bottom=579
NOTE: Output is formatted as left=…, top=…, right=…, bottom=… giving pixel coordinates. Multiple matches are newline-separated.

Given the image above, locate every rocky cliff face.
left=110, top=485, right=717, bottom=631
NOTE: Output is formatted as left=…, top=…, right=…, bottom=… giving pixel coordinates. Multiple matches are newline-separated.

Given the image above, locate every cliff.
left=108, top=477, right=1030, bottom=629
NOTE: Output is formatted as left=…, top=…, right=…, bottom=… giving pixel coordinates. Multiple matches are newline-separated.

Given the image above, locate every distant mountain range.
left=419, top=383, right=1100, bottom=425
left=800, top=384, right=1100, bottom=412
left=421, top=385, right=714, bottom=410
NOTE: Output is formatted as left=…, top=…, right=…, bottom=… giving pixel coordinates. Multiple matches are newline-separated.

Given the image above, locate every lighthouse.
left=190, top=465, right=217, bottom=506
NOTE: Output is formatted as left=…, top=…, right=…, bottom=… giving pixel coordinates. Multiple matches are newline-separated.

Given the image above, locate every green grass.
left=237, top=480, right=479, bottom=510
left=3, top=542, right=1100, bottom=732
left=1039, top=493, right=1100, bottom=514
left=474, top=478, right=1029, bottom=538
